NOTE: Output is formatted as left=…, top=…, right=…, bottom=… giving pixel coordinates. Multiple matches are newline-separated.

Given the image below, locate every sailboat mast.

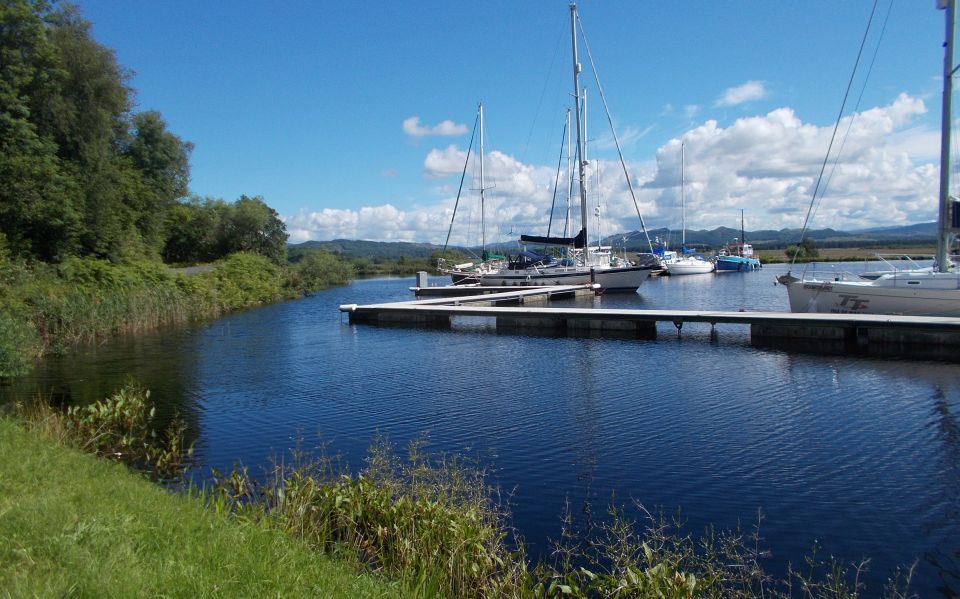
left=938, top=0, right=956, bottom=273
left=681, top=142, right=686, bottom=248
left=565, top=108, right=572, bottom=238
left=570, top=3, right=588, bottom=248
left=740, top=209, right=746, bottom=257
left=479, top=102, right=486, bottom=255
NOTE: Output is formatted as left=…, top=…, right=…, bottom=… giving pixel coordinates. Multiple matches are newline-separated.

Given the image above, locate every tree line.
left=1, top=0, right=287, bottom=265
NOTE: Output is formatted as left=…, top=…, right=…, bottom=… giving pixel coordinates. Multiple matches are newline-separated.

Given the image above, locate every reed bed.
left=0, top=251, right=351, bottom=377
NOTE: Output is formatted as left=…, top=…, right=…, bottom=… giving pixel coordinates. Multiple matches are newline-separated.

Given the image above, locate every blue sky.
left=77, top=0, right=948, bottom=244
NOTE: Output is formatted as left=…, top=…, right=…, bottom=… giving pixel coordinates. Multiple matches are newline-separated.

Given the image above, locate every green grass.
left=0, top=417, right=397, bottom=598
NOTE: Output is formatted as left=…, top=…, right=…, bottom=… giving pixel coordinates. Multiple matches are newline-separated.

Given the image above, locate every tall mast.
left=479, top=102, right=486, bottom=254
left=938, top=0, right=956, bottom=272
left=570, top=3, right=588, bottom=248
left=565, top=108, right=572, bottom=237
left=740, top=209, right=746, bottom=257
left=681, top=142, right=686, bottom=248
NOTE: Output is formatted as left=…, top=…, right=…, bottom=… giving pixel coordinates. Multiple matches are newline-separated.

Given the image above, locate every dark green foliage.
left=1, top=0, right=192, bottom=262
left=289, top=250, right=354, bottom=294
left=786, top=238, right=820, bottom=261
left=162, top=196, right=229, bottom=264
left=164, top=195, right=289, bottom=265
left=219, top=195, right=288, bottom=264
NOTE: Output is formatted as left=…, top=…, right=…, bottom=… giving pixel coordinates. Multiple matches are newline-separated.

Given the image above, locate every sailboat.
left=665, top=142, right=715, bottom=275
left=778, top=0, right=960, bottom=316
left=438, top=103, right=507, bottom=285
left=714, top=209, right=761, bottom=272
left=475, top=3, right=655, bottom=292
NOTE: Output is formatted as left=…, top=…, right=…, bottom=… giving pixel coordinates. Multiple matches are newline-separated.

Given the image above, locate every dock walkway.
left=339, top=284, right=960, bottom=361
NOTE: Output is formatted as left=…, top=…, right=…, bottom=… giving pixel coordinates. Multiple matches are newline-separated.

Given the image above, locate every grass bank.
left=0, top=251, right=353, bottom=377
left=0, top=416, right=396, bottom=598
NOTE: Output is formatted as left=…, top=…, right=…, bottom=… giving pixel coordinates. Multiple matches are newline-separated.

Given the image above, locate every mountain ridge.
left=290, top=222, right=939, bottom=258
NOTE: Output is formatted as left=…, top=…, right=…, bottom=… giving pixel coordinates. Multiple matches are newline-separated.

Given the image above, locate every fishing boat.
left=665, top=143, right=715, bottom=275
left=715, top=210, right=761, bottom=272
left=777, top=0, right=960, bottom=316
left=476, top=3, right=656, bottom=292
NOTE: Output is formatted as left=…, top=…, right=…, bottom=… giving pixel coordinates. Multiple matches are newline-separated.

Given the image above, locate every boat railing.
left=871, top=253, right=932, bottom=270
left=797, top=263, right=873, bottom=282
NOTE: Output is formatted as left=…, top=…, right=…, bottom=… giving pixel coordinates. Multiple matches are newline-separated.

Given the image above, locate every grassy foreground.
left=0, top=417, right=396, bottom=598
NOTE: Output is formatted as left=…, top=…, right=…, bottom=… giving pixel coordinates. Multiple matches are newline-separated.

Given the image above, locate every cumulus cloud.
left=285, top=93, right=939, bottom=244
left=402, top=116, right=468, bottom=138
left=717, top=80, right=768, bottom=107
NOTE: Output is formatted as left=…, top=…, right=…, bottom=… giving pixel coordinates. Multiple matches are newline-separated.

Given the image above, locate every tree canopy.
left=1, top=0, right=287, bottom=264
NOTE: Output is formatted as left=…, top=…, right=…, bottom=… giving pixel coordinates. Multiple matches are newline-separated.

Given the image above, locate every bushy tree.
left=1, top=0, right=193, bottom=262
left=220, top=195, right=288, bottom=264
left=785, top=237, right=819, bottom=261
left=163, top=195, right=288, bottom=265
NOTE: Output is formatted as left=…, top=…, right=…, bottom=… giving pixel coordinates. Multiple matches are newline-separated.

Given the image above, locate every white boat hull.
left=784, top=272, right=960, bottom=317
left=665, top=259, right=714, bottom=275
left=478, top=265, right=652, bottom=292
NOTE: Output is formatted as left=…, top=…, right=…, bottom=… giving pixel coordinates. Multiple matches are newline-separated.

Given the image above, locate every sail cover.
left=519, top=229, right=587, bottom=248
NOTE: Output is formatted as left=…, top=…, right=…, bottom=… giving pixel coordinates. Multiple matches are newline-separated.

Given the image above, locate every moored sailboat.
left=778, top=0, right=960, bottom=316
left=437, top=103, right=508, bottom=285
left=476, top=3, right=655, bottom=292
left=665, top=142, right=715, bottom=275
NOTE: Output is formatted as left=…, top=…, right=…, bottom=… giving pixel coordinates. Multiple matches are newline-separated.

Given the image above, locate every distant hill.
left=290, top=239, right=456, bottom=259
left=289, top=223, right=939, bottom=259
left=615, top=222, right=938, bottom=251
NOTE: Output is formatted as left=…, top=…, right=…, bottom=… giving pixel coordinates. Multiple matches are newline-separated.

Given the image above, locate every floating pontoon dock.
left=339, top=284, right=960, bottom=361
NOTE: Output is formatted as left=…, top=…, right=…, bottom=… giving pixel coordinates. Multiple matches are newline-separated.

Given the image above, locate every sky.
left=76, top=0, right=951, bottom=246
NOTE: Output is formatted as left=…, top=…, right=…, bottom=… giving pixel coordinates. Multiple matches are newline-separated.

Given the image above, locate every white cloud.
left=717, top=80, right=768, bottom=107
left=402, top=116, right=468, bottom=138
left=285, top=93, right=939, bottom=244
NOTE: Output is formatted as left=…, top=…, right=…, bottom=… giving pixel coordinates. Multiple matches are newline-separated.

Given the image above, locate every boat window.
left=907, top=281, right=920, bottom=285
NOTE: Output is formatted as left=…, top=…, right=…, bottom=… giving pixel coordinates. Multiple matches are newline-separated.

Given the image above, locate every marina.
left=341, top=277, right=960, bottom=361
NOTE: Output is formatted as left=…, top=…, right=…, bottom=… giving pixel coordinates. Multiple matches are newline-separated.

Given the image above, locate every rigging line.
left=521, top=26, right=566, bottom=165
left=790, top=0, right=881, bottom=271
left=547, top=110, right=570, bottom=238
left=442, top=108, right=480, bottom=256
left=811, top=0, right=894, bottom=228
left=576, top=13, right=654, bottom=254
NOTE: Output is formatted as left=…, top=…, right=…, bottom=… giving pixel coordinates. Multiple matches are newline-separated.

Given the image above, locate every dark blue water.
left=4, top=262, right=959, bottom=596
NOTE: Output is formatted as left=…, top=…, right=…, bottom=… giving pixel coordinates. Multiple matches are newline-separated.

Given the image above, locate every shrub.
left=290, top=251, right=353, bottom=294
left=208, top=252, right=285, bottom=309
left=12, top=382, right=193, bottom=480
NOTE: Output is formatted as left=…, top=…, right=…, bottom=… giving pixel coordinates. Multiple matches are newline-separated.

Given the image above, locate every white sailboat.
left=438, top=103, right=507, bottom=285
left=778, top=0, right=960, bottom=316
left=665, top=142, right=715, bottom=275
left=476, top=3, right=655, bottom=292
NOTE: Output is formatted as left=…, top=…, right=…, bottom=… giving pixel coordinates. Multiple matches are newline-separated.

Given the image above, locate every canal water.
left=3, top=261, right=959, bottom=596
